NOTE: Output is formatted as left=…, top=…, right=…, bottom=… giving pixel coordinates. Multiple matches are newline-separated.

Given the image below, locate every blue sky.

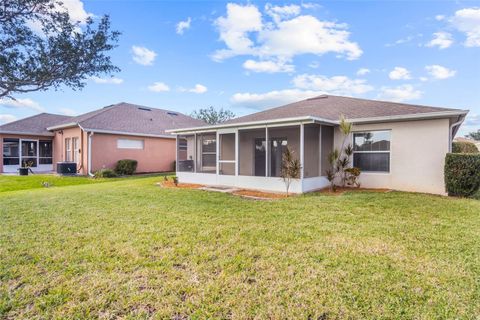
left=1, top=0, right=479, bottom=135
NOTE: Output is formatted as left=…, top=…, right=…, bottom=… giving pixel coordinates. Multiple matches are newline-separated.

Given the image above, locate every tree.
left=190, top=106, right=235, bottom=125
left=466, top=130, right=480, bottom=141
left=0, top=0, right=120, bottom=99
left=280, top=146, right=301, bottom=195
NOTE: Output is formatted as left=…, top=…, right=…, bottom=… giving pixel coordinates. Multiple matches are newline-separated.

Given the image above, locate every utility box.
left=56, top=162, right=77, bottom=175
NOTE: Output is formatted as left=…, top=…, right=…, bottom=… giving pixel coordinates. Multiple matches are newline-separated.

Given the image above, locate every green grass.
left=0, top=176, right=479, bottom=319
left=0, top=173, right=169, bottom=193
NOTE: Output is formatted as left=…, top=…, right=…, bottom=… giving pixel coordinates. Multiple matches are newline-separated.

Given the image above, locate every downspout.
left=76, top=128, right=84, bottom=173
left=449, top=116, right=465, bottom=152
left=87, top=132, right=94, bottom=176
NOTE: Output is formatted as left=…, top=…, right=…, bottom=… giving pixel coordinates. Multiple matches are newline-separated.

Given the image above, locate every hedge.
left=115, top=159, right=138, bottom=175
left=444, top=153, right=480, bottom=197
left=452, top=141, right=479, bottom=153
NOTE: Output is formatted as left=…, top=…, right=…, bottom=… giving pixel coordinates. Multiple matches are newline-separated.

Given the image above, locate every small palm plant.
left=281, top=146, right=301, bottom=195
left=327, top=115, right=361, bottom=191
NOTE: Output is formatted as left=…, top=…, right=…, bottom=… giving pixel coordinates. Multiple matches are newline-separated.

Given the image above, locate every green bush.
left=444, top=153, right=480, bottom=197
left=115, top=159, right=138, bottom=175
left=452, top=141, right=479, bottom=153
left=94, top=169, right=117, bottom=178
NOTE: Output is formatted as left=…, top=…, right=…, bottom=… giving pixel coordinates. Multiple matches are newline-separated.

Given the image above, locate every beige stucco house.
left=169, top=95, right=468, bottom=195
left=0, top=103, right=204, bottom=175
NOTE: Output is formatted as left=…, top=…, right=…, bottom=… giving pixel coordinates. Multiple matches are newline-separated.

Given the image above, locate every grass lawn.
left=0, top=176, right=479, bottom=319
left=0, top=173, right=169, bottom=193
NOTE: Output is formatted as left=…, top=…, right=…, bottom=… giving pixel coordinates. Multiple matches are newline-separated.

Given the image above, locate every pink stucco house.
left=0, top=103, right=204, bottom=175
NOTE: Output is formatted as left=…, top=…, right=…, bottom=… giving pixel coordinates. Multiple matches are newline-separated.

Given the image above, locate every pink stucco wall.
left=90, top=133, right=175, bottom=173
left=52, top=127, right=88, bottom=174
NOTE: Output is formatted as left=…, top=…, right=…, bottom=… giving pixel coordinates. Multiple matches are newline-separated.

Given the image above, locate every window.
left=3, top=138, right=19, bottom=165
left=65, top=138, right=71, bottom=162
left=72, top=137, right=79, bottom=163
left=39, top=140, right=53, bottom=164
left=117, top=139, right=144, bottom=149
left=353, top=131, right=391, bottom=172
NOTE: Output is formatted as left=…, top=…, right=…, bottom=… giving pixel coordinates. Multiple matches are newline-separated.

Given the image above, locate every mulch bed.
left=157, top=180, right=203, bottom=189
left=318, top=187, right=391, bottom=196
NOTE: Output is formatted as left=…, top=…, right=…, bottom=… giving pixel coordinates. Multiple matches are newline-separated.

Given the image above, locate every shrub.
left=452, top=141, right=479, bottom=154
left=115, top=159, right=138, bottom=175
left=94, top=169, right=117, bottom=178
left=444, top=153, right=480, bottom=197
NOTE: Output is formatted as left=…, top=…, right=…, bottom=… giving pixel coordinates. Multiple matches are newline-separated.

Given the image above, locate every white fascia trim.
left=81, top=128, right=175, bottom=139
left=0, top=131, right=54, bottom=137
left=46, top=122, right=79, bottom=131
left=166, top=116, right=337, bottom=134
left=349, top=110, right=469, bottom=124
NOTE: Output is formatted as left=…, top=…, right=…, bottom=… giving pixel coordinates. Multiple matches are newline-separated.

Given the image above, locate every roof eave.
left=166, top=116, right=338, bottom=134
left=348, top=110, right=469, bottom=124
left=82, top=128, right=175, bottom=139
left=0, top=131, right=55, bottom=137
left=46, top=122, right=79, bottom=131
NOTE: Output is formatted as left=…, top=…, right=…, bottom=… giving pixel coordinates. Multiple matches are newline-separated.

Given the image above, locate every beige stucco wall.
left=91, top=133, right=175, bottom=173
left=333, top=118, right=450, bottom=195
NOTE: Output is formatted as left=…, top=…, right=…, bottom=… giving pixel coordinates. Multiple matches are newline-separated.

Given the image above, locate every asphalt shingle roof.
left=224, top=95, right=465, bottom=124
left=0, top=113, right=72, bottom=135
left=52, top=102, right=206, bottom=135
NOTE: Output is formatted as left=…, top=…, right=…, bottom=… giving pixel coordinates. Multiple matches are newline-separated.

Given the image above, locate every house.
left=168, top=95, right=468, bottom=195
left=0, top=103, right=204, bottom=175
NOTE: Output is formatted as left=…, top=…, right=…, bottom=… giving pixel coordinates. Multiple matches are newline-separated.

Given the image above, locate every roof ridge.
left=0, top=112, right=68, bottom=128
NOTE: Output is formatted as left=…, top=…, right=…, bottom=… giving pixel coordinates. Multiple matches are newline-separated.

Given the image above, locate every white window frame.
left=72, top=137, right=79, bottom=163
left=65, top=138, right=72, bottom=162
left=117, top=138, right=144, bottom=150
left=352, top=130, right=391, bottom=173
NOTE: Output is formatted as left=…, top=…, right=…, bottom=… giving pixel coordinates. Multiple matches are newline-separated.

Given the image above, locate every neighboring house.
left=169, top=95, right=468, bottom=195
left=453, top=137, right=480, bottom=150
left=0, top=103, right=204, bottom=175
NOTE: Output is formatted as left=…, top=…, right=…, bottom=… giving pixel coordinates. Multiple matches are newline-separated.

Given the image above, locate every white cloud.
left=435, top=15, right=446, bottom=21
left=378, top=84, right=422, bottom=102
left=61, top=0, right=92, bottom=24
left=58, top=108, right=78, bottom=116
left=26, top=0, right=92, bottom=35
left=426, top=31, right=453, bottom=49
left=0, top=98, right=44, bottom=112
left=243, top=59, right=294, bottom=73
left=147, top=82, right=170, bottom=92
left=425, top=64, right=456, bottom=79
left=212, top=3, right=362, bottom=66
left=188, top=84, right=208, bottom=94
left=231, top=73, right=374, bottom=109
left=132, top=46, right=157, bottom=66
left=0, top=114, right=17, bottom=124
left=464, top=114, right=480, bottom=126
left=419, top=77, right=429, bottom=82
left=388, top=67, right=411, bottom=80
left=213, top=3, right=263, bottom=61
left=231, top=89, right=322, bottom=108
left=176, top=17, right=191, bottom=35
left=90, top=76, right=124, bottom=84
left=265, top=4, right=301, bottom=23
left=451, top=8, right=480, bottom=47
left=293, top=74, right=374, bottom=95
left=356, top=68, right=370, bottom=76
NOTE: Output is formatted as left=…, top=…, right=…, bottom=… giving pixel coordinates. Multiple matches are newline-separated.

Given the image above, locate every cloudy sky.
left=1, top=1, right=479, bottom=135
